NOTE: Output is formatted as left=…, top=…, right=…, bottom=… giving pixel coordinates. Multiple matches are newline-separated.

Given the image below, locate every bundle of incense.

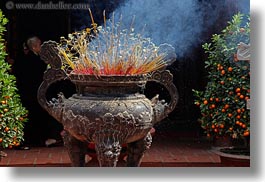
left=58, top=9, right=176, bottom=76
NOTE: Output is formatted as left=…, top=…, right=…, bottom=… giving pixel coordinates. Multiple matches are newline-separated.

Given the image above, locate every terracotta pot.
left=37, top=41, right=178, bottom=167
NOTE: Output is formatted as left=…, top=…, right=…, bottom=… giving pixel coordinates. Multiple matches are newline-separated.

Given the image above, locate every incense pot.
left=38, top=41, right=178, bottom=167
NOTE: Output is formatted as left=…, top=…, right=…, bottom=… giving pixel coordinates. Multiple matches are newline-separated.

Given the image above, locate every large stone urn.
left=37, top=41, right=179, bottom=167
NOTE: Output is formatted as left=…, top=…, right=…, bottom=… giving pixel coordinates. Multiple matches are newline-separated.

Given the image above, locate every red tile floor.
left=0, top=131, right=222, bottom=167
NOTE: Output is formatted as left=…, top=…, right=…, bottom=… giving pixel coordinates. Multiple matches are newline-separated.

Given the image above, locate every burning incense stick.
left=58, top=11, right=176, bottom=76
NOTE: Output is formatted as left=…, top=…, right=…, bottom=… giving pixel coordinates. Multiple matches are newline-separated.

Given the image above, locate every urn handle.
left=148, top=70, right=179, bottom=123
left=37, top=41, right=68, bottom=121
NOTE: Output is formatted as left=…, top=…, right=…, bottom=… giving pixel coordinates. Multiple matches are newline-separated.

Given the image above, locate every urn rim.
left=68, top=73, right=149, bottom=85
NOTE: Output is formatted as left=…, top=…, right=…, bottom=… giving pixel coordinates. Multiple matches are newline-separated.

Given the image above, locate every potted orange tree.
left=193, top=13, right=250, bottom=166
left=0, top=10, right=28, bottom=161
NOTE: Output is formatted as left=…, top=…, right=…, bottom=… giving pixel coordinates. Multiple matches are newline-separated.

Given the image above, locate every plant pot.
left=212, top=147, right=250, bottom=167
left=212, top=136, right=233, bottom=147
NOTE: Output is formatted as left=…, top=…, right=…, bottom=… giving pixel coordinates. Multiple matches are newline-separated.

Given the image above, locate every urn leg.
left=94, top=136, right=122, bottom=167
left=126, top=132, right=152, bottom=167
left=62, top=131, right=87, bottom=167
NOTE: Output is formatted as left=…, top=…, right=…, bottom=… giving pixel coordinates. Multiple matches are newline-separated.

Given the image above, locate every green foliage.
left=193, top=13, right=250, bottom=140
left=0, top=9, right=28, bottom=148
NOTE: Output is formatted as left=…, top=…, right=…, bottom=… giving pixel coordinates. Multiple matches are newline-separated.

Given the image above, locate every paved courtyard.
left=0, top=132, right=221, bottom=167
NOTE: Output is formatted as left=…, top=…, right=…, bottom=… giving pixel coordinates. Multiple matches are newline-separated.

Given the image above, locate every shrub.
left=193, top=13, right=250, bottom=140
left=0, top=9, right=28, bottom=149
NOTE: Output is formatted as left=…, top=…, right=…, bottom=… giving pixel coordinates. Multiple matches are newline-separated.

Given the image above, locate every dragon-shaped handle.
left=37, top=41, right=68, bottom=122
left=148, top=70, right=179, bottom=124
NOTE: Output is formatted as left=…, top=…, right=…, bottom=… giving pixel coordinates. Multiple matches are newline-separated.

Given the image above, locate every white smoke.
left=111, top=0, right=249, bottom=58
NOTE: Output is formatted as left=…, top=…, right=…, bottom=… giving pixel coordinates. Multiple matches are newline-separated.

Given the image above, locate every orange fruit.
left=215, top=98, right=220, bottom=102
left=203, top=100, right=208, bottom=105
left=239, top=95, right=245, bottom=99
left=236, top=121, right=240, bottom=125
left=1, top=100, right=7, bottom=104
left=211, top=124, right=215, bottom=129
left=210, top=98, right=214, bottom=101
left=3, top=108, right=8, bottom=112
left=220, top=124, right=225, bottom=129
left=235, top=88, right=241, bottom=93
left=237, top=92, right=241, bottom=96
left=220, top=81, right=225, bottom=85
left=245, top=96, right=249, bottom=101
left=242, top=124, right=246, bottom=128
left=211, top=104, right=216, bottom=109
left=5, top=127, right=10, bottom=132
left=229, top=127, right=233, bottom=131
left=224, top=104, right=229, bottom=109
left=214, top=128, right=218, bottom=133
left=228, top=67, right=233, bottom=72
left=221, top=109, right=226, bottom=113
left=0, top=138, right=3, bottom=143
left=221, top=70, right=226, bottom=75
left=236, top=115, right=241, bottom=119
left=4, top=96, right=10, bottom=99
left=228, top=113, right=233, bottom=117
left=243, top=131, right=250, bottom=137
left=237, top=109, right=241, bottom=113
